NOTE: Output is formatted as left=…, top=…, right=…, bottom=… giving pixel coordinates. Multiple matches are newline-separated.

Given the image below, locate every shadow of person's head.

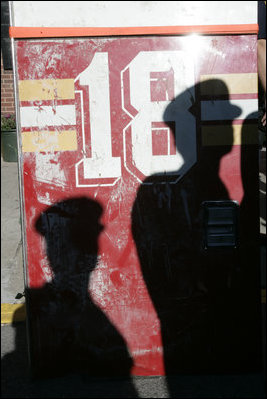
left=162, top=79, right=241, bottom=170
left=35, top=197, right=104, bottom=283
left=31, top=198, right=137, bottom=382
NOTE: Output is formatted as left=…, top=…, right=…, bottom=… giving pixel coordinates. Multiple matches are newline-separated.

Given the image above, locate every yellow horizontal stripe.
left=18, top=79, right=75, bottom=101
left=22, top=130, right=77, bottom=152
left=202, top=123, right=258, bottom=146
left=200, top=73, right=258, bottom=95
left=1, top=303, right=26, bottom=324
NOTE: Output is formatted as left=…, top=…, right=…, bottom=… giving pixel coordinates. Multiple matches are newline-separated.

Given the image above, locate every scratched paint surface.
left=15, top=35, right=261, bottom=376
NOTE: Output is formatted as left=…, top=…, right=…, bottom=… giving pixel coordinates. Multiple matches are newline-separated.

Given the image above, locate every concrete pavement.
left=1, top=158, right=25, bottom=319
left=1, top=321, right=266, bottom=398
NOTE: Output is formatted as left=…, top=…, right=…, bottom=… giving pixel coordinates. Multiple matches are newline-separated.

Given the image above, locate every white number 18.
left=75, top=50, right=195, bottom=186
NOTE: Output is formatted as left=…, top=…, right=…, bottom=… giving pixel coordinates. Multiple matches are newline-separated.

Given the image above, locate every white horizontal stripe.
left=13, top=1, right=256, bottom=27
left=20, top=105, right=76, bottom=128
left=201, top=99, right=258, bottom=121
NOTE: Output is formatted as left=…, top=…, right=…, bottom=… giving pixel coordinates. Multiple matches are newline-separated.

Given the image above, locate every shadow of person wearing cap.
left=131, top=78, right=256, bottom=395
left=22, top=197, right=137, bottom=394
left=239, top=111, right=263, bottom=373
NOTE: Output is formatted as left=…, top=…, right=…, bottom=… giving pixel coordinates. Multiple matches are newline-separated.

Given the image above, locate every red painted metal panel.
left=15, top=35, right=261, bottom=378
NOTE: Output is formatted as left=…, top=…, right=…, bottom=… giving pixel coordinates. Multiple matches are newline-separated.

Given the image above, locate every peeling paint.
left=132, top=346, right=163, bottom=356
left=36, top=191, right=53, bottom=205
left=40, top=257, right=53, bottom=283
left=35, top=153, right=67, bottom=187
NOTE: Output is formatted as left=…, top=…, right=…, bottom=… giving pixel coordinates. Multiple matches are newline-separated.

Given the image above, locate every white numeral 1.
left=75, top=52, right=121, bottom=180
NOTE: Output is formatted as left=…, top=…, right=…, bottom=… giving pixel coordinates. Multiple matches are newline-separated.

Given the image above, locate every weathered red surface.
left=16, top=35, right=261, bottom=376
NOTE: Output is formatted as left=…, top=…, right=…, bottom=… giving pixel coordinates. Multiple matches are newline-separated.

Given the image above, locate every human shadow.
left=239, top=112, right=263, bottom=371
left=2, top=197, right=138, bottom=396
left=131, top=79, right=262, bottom=395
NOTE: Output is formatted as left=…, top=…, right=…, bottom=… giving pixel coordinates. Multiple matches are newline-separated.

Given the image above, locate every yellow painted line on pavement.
left=1, top=303, right=26, bottom=324
left=1, top=289, right=265, bottom=324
